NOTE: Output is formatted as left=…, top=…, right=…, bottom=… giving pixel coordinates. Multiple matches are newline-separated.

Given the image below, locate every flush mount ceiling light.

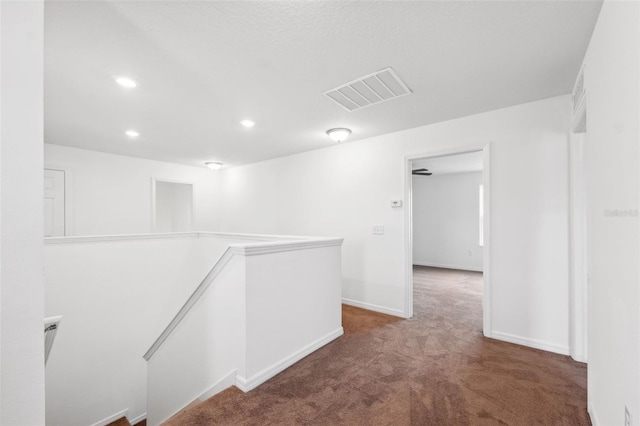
left=240, top=119, right=255, bottom=128
left=125, top=130, right=139, bottom=138
left=114, top=76, right=138, bottom=88
left=326, top=128, right=352, bottom=143
left=205, top=161, right=223, bottom=170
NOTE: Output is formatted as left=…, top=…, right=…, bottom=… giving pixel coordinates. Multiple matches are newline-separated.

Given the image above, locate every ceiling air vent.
left=324, top=67, right=412, bottom=112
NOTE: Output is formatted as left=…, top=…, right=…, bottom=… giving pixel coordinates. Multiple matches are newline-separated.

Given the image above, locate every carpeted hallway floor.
left=164, top=266, right=589, bottom=425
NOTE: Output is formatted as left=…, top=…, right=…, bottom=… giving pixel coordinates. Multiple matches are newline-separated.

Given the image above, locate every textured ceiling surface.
left=44, top=1, right=602, bottom=168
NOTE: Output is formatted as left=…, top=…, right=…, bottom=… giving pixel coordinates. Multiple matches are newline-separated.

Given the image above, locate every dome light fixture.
left=205, top=161, right=223, bottom=170
left=240, top=119, right=255, bottom=128
left=125, top=130, right=140, bottom=138
left=326, top=128, right=351, bottom=143
left=114, top=76, right=138, bottom=88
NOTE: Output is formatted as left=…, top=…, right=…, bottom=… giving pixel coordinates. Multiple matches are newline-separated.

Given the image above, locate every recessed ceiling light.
left=205, top=161, right=223, bottom=170
left=240, top=119, right=255, bottom=128
left=125, top=130, right=139, bottom=138
left=326, top=128, right=351, bottom=143
left=115, top=76, right=138, bottom=88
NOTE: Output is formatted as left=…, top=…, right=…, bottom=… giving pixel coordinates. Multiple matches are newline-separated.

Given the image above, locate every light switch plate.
left=391, top=200, right=403, bottom=208
left=372, top=225, right=384, bottom=235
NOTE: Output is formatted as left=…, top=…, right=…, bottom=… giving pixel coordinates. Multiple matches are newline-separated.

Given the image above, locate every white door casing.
left=44, top=169, right=65, bottom=237
left=404, top=144, right=491, bottom=335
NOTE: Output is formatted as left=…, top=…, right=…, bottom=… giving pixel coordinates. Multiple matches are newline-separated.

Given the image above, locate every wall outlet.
left=372, top=225, right=384, bottom=235
left=625, top=406, right=631, bottom=426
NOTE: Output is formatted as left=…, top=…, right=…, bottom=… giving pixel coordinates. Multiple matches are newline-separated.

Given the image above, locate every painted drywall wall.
left=412, top=172, right=483, bottom=272
left=147, top=242, right=343, bottom=425
left=147, top=254, right=246, bottom=426
left=582, top=2, right=640, bottom=425
left=220, top=95, right=571, bottom=354
left=0, top=1, right=46, bottom=424
left=44, top=235, right=232, bottom=426
left=44, top=144, right=220, bottom=236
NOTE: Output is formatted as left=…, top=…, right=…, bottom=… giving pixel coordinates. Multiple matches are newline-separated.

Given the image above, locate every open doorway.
left=152, top=179, right=195, bottom=233
left=404, top=146, right=491, bottom=337
left=568, top=86, right=588, bottom=363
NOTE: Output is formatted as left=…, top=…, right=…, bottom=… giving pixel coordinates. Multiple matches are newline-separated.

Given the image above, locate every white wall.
left=146, top=254, right=246, bottom=426
left=412, top=171, right=483, bottom=272
left=0, top=1, right=46, bottom=424
left=44, top=235, right=232, bottom=426
left=220, top=95, right=571, bottom=354
left=44, top=144, right=220, bottom=236
left=147, top=239, right=343, bottom=426
left=582, top=1, right=640, bottom=425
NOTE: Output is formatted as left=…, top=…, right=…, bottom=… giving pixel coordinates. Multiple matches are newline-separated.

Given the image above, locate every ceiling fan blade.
left=412, top=168, right=432, bottom=176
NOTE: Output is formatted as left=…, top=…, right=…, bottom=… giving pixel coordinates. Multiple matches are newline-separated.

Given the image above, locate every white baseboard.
left=161, top=369, right=238, bottom=425
left=413, top=261, right=483, bottom=272
left=89, top=409, right=128, bottom=426
left=129, top=412, right=147, bottom=425
left=491, top=331, right=570, bottom=355
left=199, top=369, right=238, bottom=401
left=236, top=327, right=344, bottom=392
left=342, top=298, right=405, bottom=318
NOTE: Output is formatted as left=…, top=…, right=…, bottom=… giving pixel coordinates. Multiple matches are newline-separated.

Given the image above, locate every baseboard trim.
left=413, top=261, right=483, bottom=272
left=89, top=408, right=128, bottom=426
left=342, top=298, right=405, bottom=318
left=160, top=369, right=238, bottom=425
left=236, top=327, right=344, bottom=392
left=129, top=412, right=147, bottom=425
left=491, top=331, right=570, bottom=355
left=199, top=369, right=238, bottom=401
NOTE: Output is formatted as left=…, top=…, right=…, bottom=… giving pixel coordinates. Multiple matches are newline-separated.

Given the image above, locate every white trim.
left=44, top=166, right=73, bottom=236
left=412, top=261, right=483, bottom=273
left=129, top=412, right=146, bottom=425
left=88, top=409, right=128, bottom=426
left=231, top=238, right=343, bottom=256
left=45, top=231, right=200, bottom=245
left=236, top=328, right=344, bottom=392
left=44, top=231, right=339, bottom=246
left=198, top=231, right=301, bottom=241
left=341, top=298, right=405, bottom=318
left=44, top=315, right=63, bottom=325
left=199, top=369, right=238, bottom=401
left=568, top=132, right=588, bottom=363
left=481, top=145, right=492, bottom=337
left=143, top=249, right=236, bottom=360
left=160, top=370, right=237, bottom=425
left=491, top=331, right=570, bottom=356
left=404, top=144, right=491, bottom=334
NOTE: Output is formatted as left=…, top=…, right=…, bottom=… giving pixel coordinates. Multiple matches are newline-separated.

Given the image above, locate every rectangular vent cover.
left=324, top=67, right=412, bottom=112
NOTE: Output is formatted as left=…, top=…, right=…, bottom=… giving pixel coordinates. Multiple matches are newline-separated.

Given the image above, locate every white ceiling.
left=412, top=151, right=483, bottom=176
left=44, top=1, right=602, bottom=169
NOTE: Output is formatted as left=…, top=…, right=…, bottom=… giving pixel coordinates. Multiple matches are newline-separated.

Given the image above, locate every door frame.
left=44, top=167, right=73, bottom=237
left=150, top=177, right=197, bottom=232
left=403, top=144, right=492, bottom=337
left=569, top=131, right=588, bottom=363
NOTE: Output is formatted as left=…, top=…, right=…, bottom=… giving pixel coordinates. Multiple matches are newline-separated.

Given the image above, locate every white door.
left=44, top=169, right=65, bottom=237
